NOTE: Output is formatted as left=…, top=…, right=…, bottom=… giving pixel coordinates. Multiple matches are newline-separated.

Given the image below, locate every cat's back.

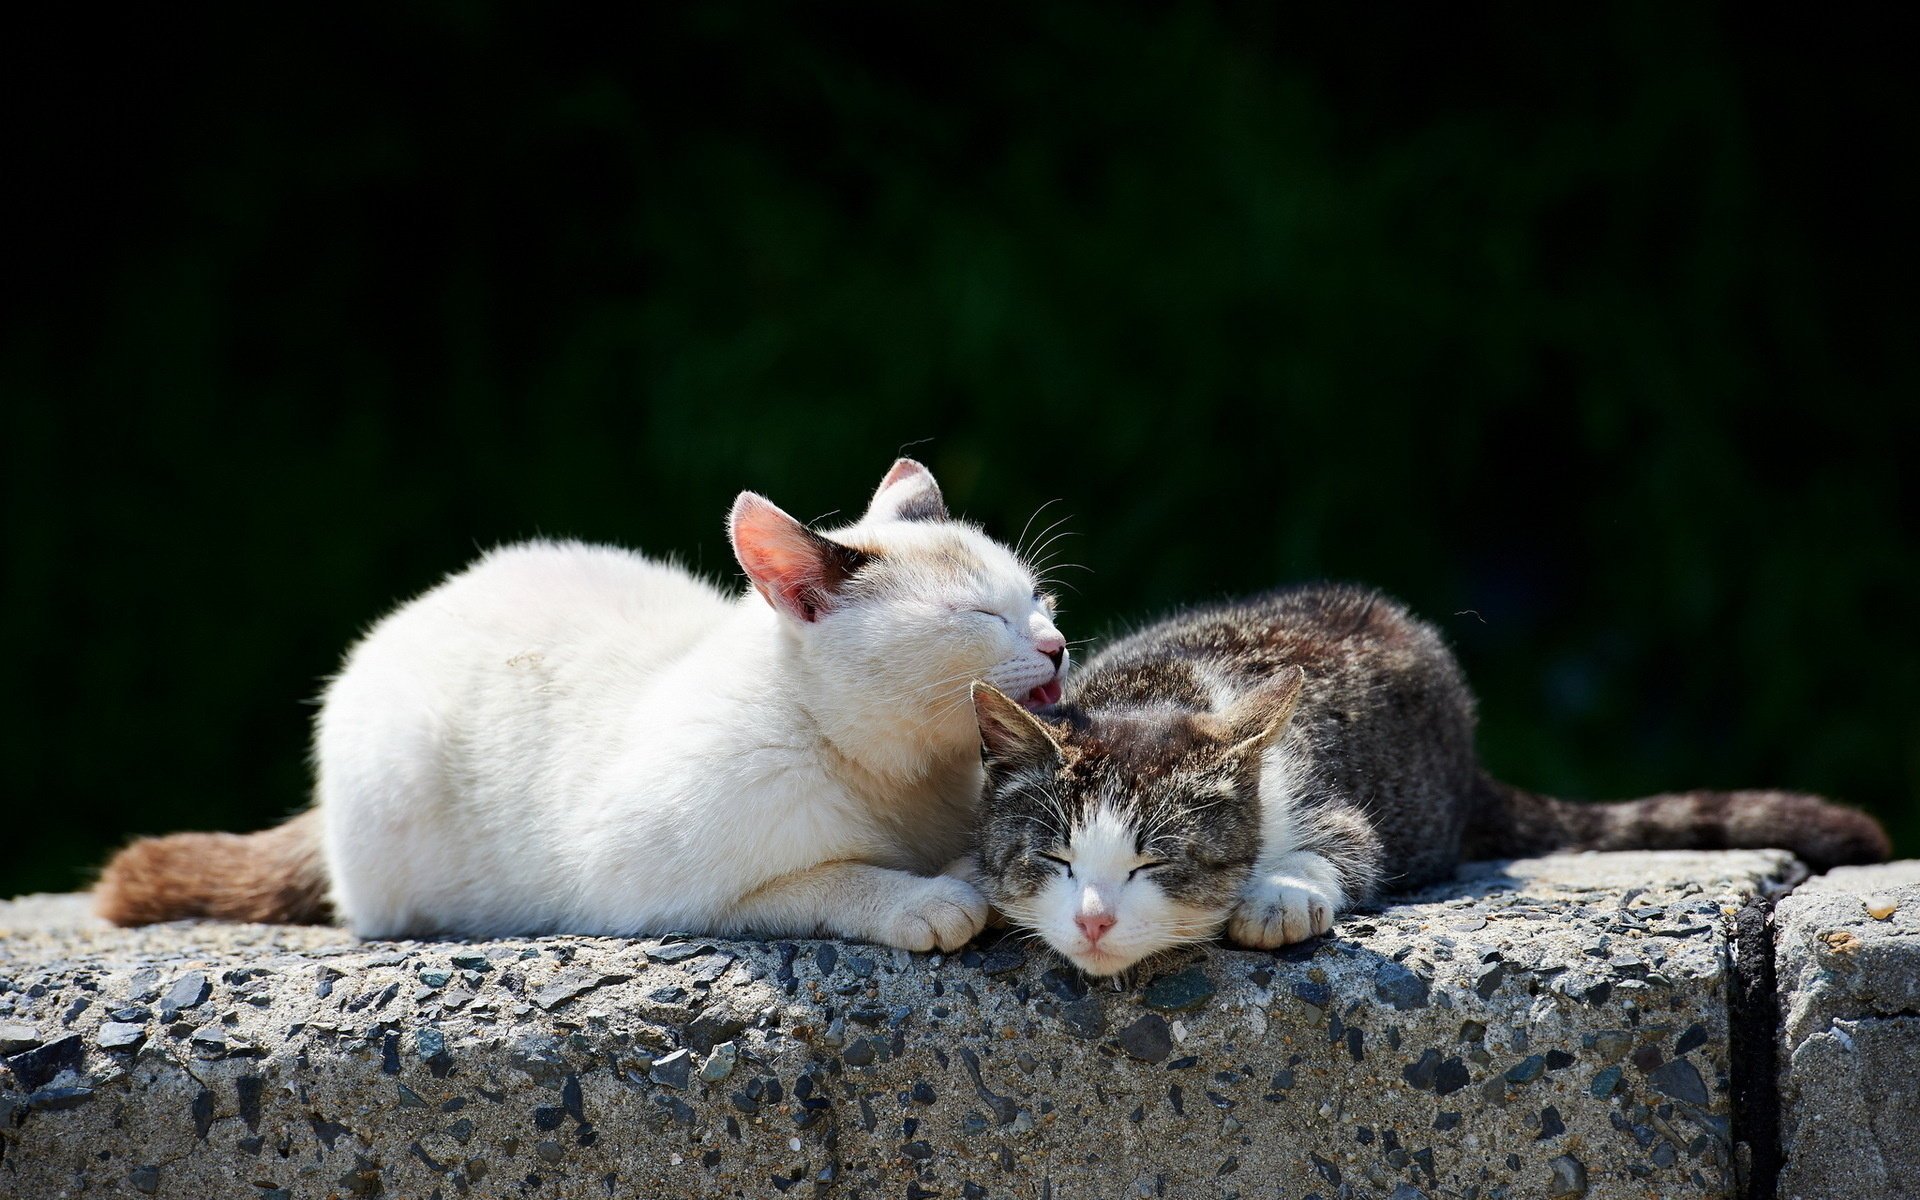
left=436, top=538, right=728, bottom=628
left=1076, top=583, right=1480, bottom=889
left=349, top=539, right=731, bottom=673
left=322, top=539, right=737, bottom=768
left=1078, top=582, right=1460, bottom=703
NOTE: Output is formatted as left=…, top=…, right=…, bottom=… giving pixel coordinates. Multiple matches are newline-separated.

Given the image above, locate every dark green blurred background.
left=5, top=5, right=1915, bottom=897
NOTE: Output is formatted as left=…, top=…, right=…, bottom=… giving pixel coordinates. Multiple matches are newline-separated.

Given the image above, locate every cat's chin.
left=1022, top=679, right=1064, bottom=709
left=1063, top=944, right=1140, bottom=978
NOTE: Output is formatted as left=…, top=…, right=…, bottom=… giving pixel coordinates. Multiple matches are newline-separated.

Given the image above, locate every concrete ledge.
left=1, top=852, right=1801, bottom=1198
left=1773, top=861, right=1920, bottom=1200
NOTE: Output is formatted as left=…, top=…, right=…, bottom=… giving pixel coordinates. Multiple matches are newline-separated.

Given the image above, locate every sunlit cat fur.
left=970, top=584, right=1890, bottom=976
left=99, top=461, right=1071, bottom=950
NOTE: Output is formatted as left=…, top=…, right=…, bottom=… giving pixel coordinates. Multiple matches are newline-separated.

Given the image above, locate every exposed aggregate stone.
left=0, top=851, right=1798, bottom=1198
left=1773, top=860, right=1920, bottom=1200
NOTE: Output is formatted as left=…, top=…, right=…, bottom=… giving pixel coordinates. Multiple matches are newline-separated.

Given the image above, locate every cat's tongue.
left=1024, top=679, right=1064, bottom=709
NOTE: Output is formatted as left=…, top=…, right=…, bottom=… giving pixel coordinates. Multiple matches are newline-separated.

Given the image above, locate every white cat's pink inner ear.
left=879, top=458, right=928, bottom=490
left=867, top=458, right=948, bottom=523
left=728, top=493, right=864, bottom=622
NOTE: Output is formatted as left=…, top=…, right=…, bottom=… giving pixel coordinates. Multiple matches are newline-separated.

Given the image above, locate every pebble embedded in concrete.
left=0, top=851, right=1823, bottom=1197
left=1774, top=860, right=1920, bottom=1200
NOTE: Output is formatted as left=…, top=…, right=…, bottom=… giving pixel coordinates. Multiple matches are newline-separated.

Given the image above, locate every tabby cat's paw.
left=1228, top=875, right=1338, bottom=948
left=880, top=875, right=989, bottom=952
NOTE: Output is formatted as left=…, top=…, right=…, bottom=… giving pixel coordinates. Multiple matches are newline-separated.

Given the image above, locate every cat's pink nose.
left=1035, top=634, right=1066, bottom=670
left=1075, top=911, right=1116, bottom=943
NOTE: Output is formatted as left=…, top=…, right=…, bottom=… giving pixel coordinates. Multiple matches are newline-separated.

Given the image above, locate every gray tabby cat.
left=968, top=583, right=1889, bottom=976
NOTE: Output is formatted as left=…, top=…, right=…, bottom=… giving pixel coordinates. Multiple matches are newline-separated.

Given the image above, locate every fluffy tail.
left=1465, top=774, right=1891, bottom=872
left=94, top=809, right=332, bottom=926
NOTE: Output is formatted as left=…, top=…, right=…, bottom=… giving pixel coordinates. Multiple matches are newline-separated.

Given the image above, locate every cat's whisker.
left=1027, top=511, right=1073, bottom=549
left=112, top=457, right=1106, bottom=948
left=1030, top=547, right=1088, bottom=575
left=1013, top=498, right=1062, bottom=563
left=1020, top=522, right=1076, bottom=575
left=895, top=667, right=1003, bottom=701
left=1026, top=530, right=1081, bottom=571
left=975, top=582, right=1874, bottom=995
left=903, top=692, right=982, bottom=737
left=1035, top=568, right=1093, bottom=596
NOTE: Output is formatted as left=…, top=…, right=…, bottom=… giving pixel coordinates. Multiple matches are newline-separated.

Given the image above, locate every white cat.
left=96, top=460, right=1068, bottom=951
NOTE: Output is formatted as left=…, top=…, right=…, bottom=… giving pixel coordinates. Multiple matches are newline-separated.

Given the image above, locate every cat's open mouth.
left=1023, top=678, right=1064, bottom=709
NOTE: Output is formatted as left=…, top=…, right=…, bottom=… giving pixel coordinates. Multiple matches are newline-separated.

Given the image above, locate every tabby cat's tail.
left=94, top=809, right=332, bottom=926
left=1466, top=774, right=1891, bottom=872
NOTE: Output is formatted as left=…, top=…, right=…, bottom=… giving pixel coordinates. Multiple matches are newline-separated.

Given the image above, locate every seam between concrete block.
left=1728, top=893, right=1782, bottom=1200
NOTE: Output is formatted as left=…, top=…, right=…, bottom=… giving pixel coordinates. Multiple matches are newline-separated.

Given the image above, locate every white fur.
left=1228, top=744, right=1347, bottom=948
left=316, top=464, right=1064, bottom=947
left=1018, top=804, right=1219, bottom=976
left=1226, top=851, right=1344, bottom=947
left=1024, top=741, right=1344, bottom=973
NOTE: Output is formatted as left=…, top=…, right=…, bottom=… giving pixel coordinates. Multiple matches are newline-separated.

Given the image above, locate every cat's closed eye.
left=1037, top=851, right=1072, bottom=876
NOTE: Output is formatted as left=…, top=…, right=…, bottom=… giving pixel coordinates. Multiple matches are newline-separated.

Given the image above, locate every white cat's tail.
left=94, top=809, right=331, bottom=926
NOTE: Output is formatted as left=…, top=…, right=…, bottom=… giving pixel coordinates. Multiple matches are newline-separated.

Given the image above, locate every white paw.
left=879, top=875, right=989, bottom=952
left=1228, top=874, right=1339, bottom=948
left=937, top=855, right=1007, bottom=926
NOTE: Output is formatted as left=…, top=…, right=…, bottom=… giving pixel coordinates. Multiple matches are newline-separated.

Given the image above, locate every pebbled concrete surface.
left=1773, top=860, right=1920, bottom=1200
left=1, top=851, right=1798, bottom=1199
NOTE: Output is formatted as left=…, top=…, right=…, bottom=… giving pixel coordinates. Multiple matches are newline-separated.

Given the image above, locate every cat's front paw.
left=879, top=875, right=989, bottom=952
left=938, top=855, right=1008, bottom=927
left=1228, top=874, right=1339, bottom=948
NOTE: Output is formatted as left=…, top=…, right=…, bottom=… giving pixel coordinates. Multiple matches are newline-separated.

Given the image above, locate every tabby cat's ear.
left=729, top=493, right=872, bottom=623
left=866, top=458, right=949, bottom=523
left=1224, top=667, right=1306, bottom=760
left=971, top=682, right=1063, bottom=772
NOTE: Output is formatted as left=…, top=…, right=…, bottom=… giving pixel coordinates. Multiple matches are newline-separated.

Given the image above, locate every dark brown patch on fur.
left=1055, top=711, right=1227, bottom=785
left=873, top=459, right=950, bottom=522
left=975, top=580, right=1887, bottom=948
left=797, top=532, right=874, bottom=619
left=94, top=809, right=332, bottom=926
left=974, top=702, right=1269, bottom=916
left=975, top=584, right=1483, bottom=922
left=892, top=492, right=948, bottom=522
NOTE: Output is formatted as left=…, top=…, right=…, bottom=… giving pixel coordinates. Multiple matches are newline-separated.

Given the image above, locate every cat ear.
left=866, top=458, right=949, bottom=523
left=971, top=682, right=1063, bottom=772
left=729, top=492, right=873, bottom=623
left=1224, top=667, right=1306, bottom=760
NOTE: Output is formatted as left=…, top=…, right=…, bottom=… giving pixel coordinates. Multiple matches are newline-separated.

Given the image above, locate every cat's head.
left=968, top=672, right=1303, bottom=975
left=728, top=460, right=1068, bottom=768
